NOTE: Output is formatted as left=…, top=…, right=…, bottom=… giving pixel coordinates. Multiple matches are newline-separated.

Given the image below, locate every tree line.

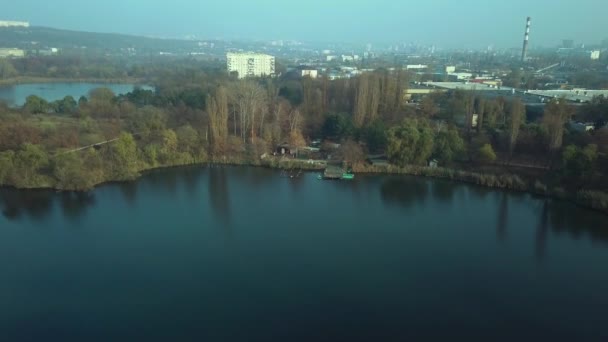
left=0, top=63, right=606, bottom=203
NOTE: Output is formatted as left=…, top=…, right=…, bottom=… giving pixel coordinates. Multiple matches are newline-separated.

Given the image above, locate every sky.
left=2, top=0, right=606, bottom=48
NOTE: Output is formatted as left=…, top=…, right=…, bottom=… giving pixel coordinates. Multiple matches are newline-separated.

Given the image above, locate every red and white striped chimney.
left=521, top=17, right=531, bottom=62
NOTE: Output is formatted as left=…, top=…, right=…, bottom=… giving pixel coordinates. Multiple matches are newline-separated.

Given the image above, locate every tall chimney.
left=521, top=17, right=531, bottom=62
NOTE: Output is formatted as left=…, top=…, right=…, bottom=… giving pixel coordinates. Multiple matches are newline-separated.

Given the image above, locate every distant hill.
left=0, top=26, right=221, bottom=56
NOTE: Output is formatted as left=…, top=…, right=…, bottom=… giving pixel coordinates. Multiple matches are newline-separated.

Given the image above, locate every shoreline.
left=1, top=158, right=607, bottom=216
left=0, top=76, right=146, bottom=87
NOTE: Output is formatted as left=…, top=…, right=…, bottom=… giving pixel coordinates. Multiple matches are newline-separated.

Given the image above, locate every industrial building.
left=526, top=89, right=608, bottom=103
left=0, top=48, right=25, bottom=58
left=227, top=52, right=275, bottom=79
left=301, top=69, right=318, bottom=79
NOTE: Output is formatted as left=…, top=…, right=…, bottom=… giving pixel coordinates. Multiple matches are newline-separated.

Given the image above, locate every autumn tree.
left=24, top=95, right=49, bottom=114
left=475, top=97, right=486, bottom=132
left=433, top=126, right=465, bottom=163
left=387, top=118, right=434, bottom=166
left=368, top=73, right=381, bottom=122
left=543, top=98, right=573, bottom=153
left=336, top=140, right=366, bottom=165
left=507, top=99, right=526, bottom=156
left=477, top=143, right=497, bottom=163
left=106, top=132, right=139, bottom=180
left=13, top=144, right=49, bottom=188
left=420, top=95, right=439, bottom=118
left=0, top=59, right=18, bottom=78
left=353, top=74, right=370, bottom=127
left=0, top=151, right=15, bottom=185
left=229, top=81, right=267, bottom=142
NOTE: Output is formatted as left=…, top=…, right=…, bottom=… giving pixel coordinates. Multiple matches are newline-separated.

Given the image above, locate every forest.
left=0, top=59, right=607, bottom=211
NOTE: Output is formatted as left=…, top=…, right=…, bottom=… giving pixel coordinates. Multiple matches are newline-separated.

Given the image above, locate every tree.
left=55, top=96, right=78, bottom=114
left=543, top=98, right=573, bottom=153
left=13, top=143, right=49, bottom=187
left=353, top=74, right=370, bottom=127
left=507, top=99, right=525, bottom=156
left=107, top=132, right=139, bottom=180
left=85, top=87, right=117, bottom=118
left=562, top=144, right=598, bottom=180
left=322, top=113, right=355, bottom=140
left=127, top=106, right=167, bottom=140
left=580, top=95, right=608, bottom=128
left=364, top=120, right=388, bottom=152
left=0, top=151, right=15, bottom=185
left=89, top=87, right=116, bottom=103
left=477, top=143, right=497, bottom=163
left=207, top=86, right=229, bottom=154
left=433, top=126, right=465, bottom=163
left=503, top=68, right=523, bottom=88
left=420, top=95, right=439, bottom=118
left=368, top=73, right=381, bottom=122
left=53, top=153, right=92, bottom=191
left=0, top=59, right=18, bottom=79
left=475, top=97, right=486, bottom=132
left=288, top=130, right=306, bottom=152
left=24, top=95, right=49, bottom=114
left=336, top=140, right=366, bottom=165
left=229, top=80, right=267, bottom=143
left=387, top=118, right=434, bottom=166
left=176, top=125, right=200, bottom=156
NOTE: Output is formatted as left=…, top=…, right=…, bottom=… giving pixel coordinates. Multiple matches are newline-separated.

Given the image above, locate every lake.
left=1, top=166, right=607, bottom=341
left=0, top=83, right=152, bottom=107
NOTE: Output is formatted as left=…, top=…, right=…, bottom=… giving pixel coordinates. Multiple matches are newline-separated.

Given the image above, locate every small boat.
left=341, top=173, right=355, bottom=180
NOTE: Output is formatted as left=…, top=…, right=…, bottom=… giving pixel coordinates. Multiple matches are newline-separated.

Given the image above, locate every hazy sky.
left=3, top=0, right=606, bottom=48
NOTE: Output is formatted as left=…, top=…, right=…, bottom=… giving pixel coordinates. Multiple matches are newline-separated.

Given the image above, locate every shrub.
left=533, top=180, right=548, bottom=195
left=477, top=143, right=497, bottom=163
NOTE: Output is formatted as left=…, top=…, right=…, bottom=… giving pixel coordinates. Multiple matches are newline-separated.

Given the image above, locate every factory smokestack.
left=521, top=17, right=531, bottom=62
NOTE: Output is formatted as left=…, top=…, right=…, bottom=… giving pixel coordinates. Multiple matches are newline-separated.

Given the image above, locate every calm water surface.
left=0, top=83, right=152, bottom=107
left=0, top=166, right=607, bottom=341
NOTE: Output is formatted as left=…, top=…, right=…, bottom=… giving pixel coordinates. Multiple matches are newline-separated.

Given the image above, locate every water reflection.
left=286, top=170, right=305, bottom=194
left=208, top=167, right=231, bottom=229
left=0, top=189, right=54, bottom=222
left=60, top=192, right=96, bottom=223
left=547, top=200, right=608, bottom=244
left=181, top=166, right=203, bottom=199
left=535, top=200, right=549, bottom=260
left=380, top=177, right=429, bottom=208
left=431, top=180, right=457, bottom=203
left=496, top=194, right=509, bottom=242
left=119, top=181, right=138, bottom=206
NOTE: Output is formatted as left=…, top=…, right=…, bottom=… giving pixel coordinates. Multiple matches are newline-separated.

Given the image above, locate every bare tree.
left=354, top=74, right=369, bottom=127
left=476, top=97, right=486, bottom=132
left=543, top=98, right=573, bottom=153
left=288, top=107, right=302, bottom=134
left=216, top=86, right=229, bottom=140
left=368, top=73, right=381, bottom=122
left=228, top=81, right=267, bottom=143
left=507, top=99, right=525, bottom=157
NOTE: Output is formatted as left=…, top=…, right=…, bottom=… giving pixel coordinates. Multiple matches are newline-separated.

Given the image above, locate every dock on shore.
left=323, top=165, right=344, bottom=179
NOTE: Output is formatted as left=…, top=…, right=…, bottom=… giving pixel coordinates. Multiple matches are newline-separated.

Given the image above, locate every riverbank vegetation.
left=0, top=58, right=607, bottom=212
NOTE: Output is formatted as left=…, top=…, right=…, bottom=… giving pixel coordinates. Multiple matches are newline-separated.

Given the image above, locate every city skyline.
left=3, top=0, right=607, bottom=48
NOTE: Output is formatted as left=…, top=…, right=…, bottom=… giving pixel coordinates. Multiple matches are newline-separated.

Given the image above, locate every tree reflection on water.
left=379, top=177, right=429, bottom=209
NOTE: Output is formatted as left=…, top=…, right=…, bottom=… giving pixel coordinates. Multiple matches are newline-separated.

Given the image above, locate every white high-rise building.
left=0, top=21, right=30, bottom=28
left=227, top=52, right=275, bottom=79
left=591, top=50, right=601, bottom=60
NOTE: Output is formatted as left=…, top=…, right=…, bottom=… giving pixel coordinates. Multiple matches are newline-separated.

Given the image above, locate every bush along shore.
left=352, top=163, right=608, bottom=215
left=1, top=145, right=606, bottom=216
